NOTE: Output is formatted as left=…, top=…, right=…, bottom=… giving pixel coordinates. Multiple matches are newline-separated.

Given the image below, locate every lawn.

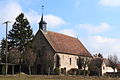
left=0, top=74, right=119, bottom=80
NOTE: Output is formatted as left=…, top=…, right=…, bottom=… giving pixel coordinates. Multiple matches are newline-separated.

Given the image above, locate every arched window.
left=55, top=55, right=60, bottom=67
left=103, top=66, right=105, bottom=70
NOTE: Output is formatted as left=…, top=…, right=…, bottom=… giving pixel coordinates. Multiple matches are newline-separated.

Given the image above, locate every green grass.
left=0, top=75, right=119, bottom=80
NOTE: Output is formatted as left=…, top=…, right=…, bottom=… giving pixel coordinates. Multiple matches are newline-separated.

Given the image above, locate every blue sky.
left=1, top=0, right=120, bottom=59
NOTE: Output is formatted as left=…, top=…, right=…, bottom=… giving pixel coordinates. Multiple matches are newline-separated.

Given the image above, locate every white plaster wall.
left=102, top=62, right=107, bottom=75
left=102, top=62, right=118, bottom=75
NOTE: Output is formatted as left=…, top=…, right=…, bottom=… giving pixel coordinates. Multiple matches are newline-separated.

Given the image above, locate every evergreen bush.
left=54, top=67, right=60, bottom=75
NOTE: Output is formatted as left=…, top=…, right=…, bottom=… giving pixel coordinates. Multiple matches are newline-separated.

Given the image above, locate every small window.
left=70, top=58, right=71, bottom=65
left=103, top=66, right=105, bottom=70
left=56, top=55, right=60, bottom=67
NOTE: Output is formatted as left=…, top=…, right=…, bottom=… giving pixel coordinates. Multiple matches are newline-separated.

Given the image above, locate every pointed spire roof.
left=40, top=13, right=43, bottom=22
left=39, top=5, right=47, bottom=24
left=39, top=15, right=47, bottom=30
left=39, top=5, right=46, bottom=23
left=39, top=5, right=47, bottom=31
left=39, top=14, right=47, bottom=24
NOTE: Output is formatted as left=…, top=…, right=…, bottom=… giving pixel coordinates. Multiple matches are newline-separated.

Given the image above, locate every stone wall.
left=56, top=53, right=78, bottom=71
left=33, top=30, right=92, bottom=75
left=32, top=30, right=55, bottom=74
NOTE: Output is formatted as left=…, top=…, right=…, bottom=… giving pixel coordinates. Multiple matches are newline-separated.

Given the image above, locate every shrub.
left=54, top=67, right=60, bottom=75
left=76, top=69, right=89, bottom=75
left=80, top=70, right=89, bottom=75
left=67, top=68, right=78, bottom=75
left=61, top=68, right=66, bottom=75
left=67, top=68, right=89, bottom=76
left=89, top=70, right=100, bottom=76
left=76, top=69, right=81, bottom=75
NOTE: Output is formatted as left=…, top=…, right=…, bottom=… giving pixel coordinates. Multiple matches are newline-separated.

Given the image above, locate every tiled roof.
left=103, top=58, right=111, bottom=67
left=42, top=30, right=92, bottom=57
left=116, top=64, right=120, bottom=69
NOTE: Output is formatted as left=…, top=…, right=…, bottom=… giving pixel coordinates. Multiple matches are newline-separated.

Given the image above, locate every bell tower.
left=39, top=5, right=47, bottom=32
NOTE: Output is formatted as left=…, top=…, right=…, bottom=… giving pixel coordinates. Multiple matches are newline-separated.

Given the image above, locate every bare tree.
left=108, top=55, right=119, bottom=76
left=8, top=47, right=21, bottom=64
left=88, top=58, right=103, bottom=76
left=98, top=53, right=103, bottom=58
left=83, top=58, right=89, bottom=76
left=23, top=47, right=36, bottom=75
left=77, top=57, right=89, bottom=76
left=8, top=47, right=21, bottom=74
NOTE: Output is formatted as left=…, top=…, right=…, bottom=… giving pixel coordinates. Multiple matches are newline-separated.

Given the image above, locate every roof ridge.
left=39, top=30, right=92, bottom=57
left=47, top=31, right=79, bottom=40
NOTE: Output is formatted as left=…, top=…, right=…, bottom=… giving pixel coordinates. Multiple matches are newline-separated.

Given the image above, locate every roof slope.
left=42, top=30, right=91, bottom=57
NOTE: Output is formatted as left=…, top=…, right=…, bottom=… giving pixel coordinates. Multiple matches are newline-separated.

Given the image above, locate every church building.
left=32, top=14, right=92, bottom=74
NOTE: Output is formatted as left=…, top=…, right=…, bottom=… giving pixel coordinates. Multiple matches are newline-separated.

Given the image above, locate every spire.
left=42, top=5, right=44, bottom=15
left=40, top=5, right=44, bottom=22
left=40, top=13, right=43, bottom=23
left=39, top=5, right=47, bottom=32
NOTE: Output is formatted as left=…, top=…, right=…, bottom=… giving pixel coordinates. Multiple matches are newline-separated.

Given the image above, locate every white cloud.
left=0, top=0, right=67, bottom=37
left=82, top=36, right=120, bottom=59
left=44, top=15, right=67, bottom=28
left=99, top=0, right=120, bottom=7
left=77, top=22, right=110, bottom=34
left=75, top=0, right=80, bottom=8
left=0, top=1, right=23, bottom=39
left=25, top=10, right=40, bottom=25
left=59, top=29, right=77, bottom=37
left=25, top=10, right=67, bottom=28
left=25, top=11, right=67, bottom=33
left=0, top=0, right=67, bottom=28
left=0, top=2, right=22, bottom=24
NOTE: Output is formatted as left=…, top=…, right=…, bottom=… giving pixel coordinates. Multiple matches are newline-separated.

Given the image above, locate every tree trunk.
left=114, top=68, right=115, bottom=77
left=5, top=64, right=8, bottom=75
left=29, top=66, right=31, bottom=75
left=12, top=65, right=14, bottom=75
left=98, top=70, right=100, bottom=77
left=83, top=66, right=86, bottom=76
left=48, top=67, right=50, bottom=75
left=19, top=65, right=21, bottom=73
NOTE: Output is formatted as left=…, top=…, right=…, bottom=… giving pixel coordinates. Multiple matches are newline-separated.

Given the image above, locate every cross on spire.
left=42, top=5, right=44, bottom=15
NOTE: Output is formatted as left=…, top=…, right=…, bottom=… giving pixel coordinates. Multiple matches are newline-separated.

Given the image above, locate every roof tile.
left=43, top=31, right=91, bottom=57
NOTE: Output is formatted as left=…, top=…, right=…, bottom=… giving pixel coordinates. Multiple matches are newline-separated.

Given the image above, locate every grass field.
left=0, top=74, right=119, bottom=80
